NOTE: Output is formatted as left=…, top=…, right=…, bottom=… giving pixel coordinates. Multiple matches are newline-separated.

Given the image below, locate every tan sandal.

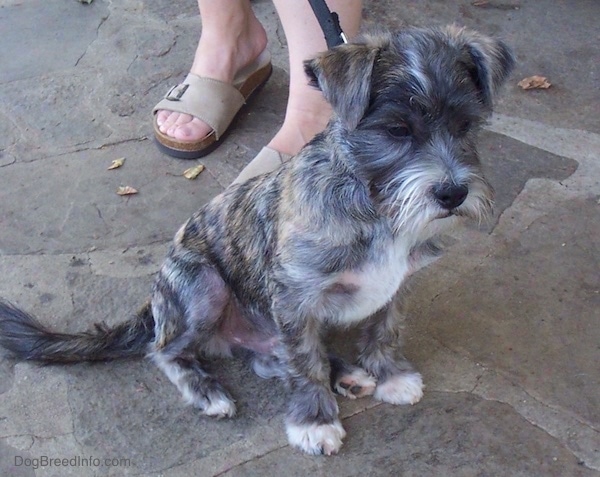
left=153, top=49, right=272, bottom=159
left=232, top=147, right=293, bottom=184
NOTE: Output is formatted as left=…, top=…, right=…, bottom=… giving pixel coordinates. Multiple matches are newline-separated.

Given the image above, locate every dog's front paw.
left=373, top=372, right=424, bottom=405
left=334, top=367, right=377, bottom=399
left=286, top=420, right=346, bottom=455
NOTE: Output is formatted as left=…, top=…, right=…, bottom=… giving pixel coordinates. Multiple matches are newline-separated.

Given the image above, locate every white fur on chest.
left=334, top=237, right=413, bottom=324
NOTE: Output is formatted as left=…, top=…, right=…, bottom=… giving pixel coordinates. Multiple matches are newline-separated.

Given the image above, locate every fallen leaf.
left=116, top=186, right=138, bottom=196
left=518, top=75, right=552, bottom=90
left=108, top=157, right=125, bottom=170
left=183, top=164, right=205, bottom=180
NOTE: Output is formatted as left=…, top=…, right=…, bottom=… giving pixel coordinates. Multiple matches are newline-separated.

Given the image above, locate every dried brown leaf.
left=108, top=157, right=125, bottom=170
left=183, top=164, right=205, bottom=180
left=116, top=186, right=138, bottom=196
left=518, top=75, right=552, bottom=90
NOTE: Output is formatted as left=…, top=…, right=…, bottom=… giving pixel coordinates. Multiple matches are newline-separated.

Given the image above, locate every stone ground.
left=0, top=0, right=598, bottom=476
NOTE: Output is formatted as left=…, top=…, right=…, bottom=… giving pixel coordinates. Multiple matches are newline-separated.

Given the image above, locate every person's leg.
left=155, top=0, right=363, bottom=169
left=233, top=0, right=362, bottom=183
left=268, top=0, right=362, bottom=156
left=155, top=0, right=268, bottom=142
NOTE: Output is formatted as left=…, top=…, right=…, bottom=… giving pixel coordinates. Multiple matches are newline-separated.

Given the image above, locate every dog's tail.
left=0, top=299, right=155, bottom=363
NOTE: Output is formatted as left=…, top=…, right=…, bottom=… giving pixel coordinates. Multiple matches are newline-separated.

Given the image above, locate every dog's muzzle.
left=432, top=183, right=469, bottom=210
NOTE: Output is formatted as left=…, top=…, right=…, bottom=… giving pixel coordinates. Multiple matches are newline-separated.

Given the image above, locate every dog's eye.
left=387, top=124, right=411, bottom=138
left=457, top=119, right=472, bottom=135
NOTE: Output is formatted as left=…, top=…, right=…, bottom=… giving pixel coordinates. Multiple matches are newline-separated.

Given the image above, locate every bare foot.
left=232, top=91, right=332, bottom=184
left=267, top=94, right=332, bottom=156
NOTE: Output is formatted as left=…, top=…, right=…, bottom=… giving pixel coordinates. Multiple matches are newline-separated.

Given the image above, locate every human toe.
left=166, top=116, right=212, bottom=141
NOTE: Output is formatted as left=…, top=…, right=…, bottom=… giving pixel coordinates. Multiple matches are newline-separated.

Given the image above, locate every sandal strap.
left=153, top=74, right=246, bottom=140
left=232, top=147, right=294, bottom=184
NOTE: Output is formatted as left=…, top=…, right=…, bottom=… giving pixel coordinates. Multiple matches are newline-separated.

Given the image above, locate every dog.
left=0, top=26, right=514, bottom=455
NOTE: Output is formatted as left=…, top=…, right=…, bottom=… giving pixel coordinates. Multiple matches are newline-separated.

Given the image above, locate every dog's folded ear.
left=304, top=41, right=382, bottom=130
left=446, top=26, right=515, bottom=107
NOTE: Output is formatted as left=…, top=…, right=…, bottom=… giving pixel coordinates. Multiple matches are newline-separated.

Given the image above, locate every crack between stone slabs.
left=489, top=182, right=565, bottom=238
left=144, top=403, right=384, bottom=476
left=70, top=135, right=149, bottom=154
left=126, top=18, right=181, bottom=76
left=2, top=434, right=34, bottom=451
left=424, top=331, right=600, bottom=438
left=0, top=106, right=26, bottom=155
left=126, top=54, right=139, bottom=75
left=95, top=136, right=150, bottom=150
left=477, top=374, right=600, bottom=436
left=0, top=156, right=17, bottom=168
left=206, top=401, right=386, bottom=475
left=1, top=236, right=170, bottom=257
left=134, top=441, right=289, bottom=477
left=65, top=384, right=87, bottom=453
left=12, top=136, right=150, bottom=166
left=74, top=13, right=110, bottom=68
left=416, top=326, right=588, bottom=433
left=469, top=372, right=599, bottom=471
left=211, top=444, right=290, bottom=477
left=1, top=432, right=75, bottom=448
left=93, top=204, right=112, bottom=236
left=415, top=331, right=489, bottom=395
left=413, top=388, right=599, bottom=471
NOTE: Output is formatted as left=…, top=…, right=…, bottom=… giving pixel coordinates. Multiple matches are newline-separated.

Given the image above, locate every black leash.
left=307, top=0, right=348, bottom=48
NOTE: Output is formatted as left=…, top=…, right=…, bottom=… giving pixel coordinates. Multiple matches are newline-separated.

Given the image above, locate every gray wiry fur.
left=0, top=26, right=514, bottom=455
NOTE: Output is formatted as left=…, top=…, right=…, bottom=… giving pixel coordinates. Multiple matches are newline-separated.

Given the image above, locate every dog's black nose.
left=432, top=183, right=469, bottom=210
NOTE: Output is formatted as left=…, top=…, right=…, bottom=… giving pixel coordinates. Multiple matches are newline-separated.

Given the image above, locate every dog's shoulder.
left=280, top=141, right=378, bottom=229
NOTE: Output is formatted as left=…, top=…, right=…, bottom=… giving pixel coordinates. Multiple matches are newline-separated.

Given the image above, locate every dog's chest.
left=332, top=238, right=412, bottom=324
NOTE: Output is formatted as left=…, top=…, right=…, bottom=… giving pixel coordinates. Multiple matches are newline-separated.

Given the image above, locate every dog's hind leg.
left=358, top=301, right=424, bottom=406
left=149, top=261, right=236, bottom=418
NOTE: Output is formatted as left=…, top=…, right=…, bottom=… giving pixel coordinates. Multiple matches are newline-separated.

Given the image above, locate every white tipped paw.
left=286, top=420, right=346, bottom=455
left=374, top=372, right=424, bottom=405
left=334, top=368, right=377, bottom=399
left=180, top=382, right=236, bottom=418
left=202, top=395, right=237, bottom=418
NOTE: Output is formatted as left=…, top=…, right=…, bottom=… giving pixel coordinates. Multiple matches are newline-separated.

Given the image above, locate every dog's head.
left=304, top=26, right=515, bottom=234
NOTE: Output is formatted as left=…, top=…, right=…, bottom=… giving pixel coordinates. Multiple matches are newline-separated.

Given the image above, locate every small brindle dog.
left=0, top=26, right=514, bottom=455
